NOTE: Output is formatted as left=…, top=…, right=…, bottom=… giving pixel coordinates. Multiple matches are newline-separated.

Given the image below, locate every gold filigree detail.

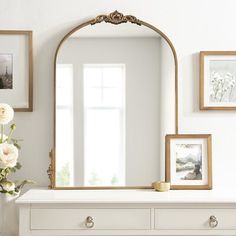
left=91, top=10, right=141, bottom=26
left=47, top=149, right=54, bottom=188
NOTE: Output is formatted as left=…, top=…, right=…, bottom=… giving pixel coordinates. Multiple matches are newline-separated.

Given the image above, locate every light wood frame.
left=200, top=51, right=236, bottom=110
left=165, top=134, right=212, bottom=190
left=49, top=10, right=179, bottom=189
left=0, top=30, right=33, bottom=112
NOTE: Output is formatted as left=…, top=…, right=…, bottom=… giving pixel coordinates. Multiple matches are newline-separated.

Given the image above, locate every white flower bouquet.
left=0, top=103, right=33, bottom=195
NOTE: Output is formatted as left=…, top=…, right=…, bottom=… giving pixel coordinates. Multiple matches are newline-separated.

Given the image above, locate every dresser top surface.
left=16, top=189, right=236, bottom=204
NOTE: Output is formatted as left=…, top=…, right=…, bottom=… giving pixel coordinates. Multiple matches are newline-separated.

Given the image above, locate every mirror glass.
left=55, top=20, right=176, bottom=188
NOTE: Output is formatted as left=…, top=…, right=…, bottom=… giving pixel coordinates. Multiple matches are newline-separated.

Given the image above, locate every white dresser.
left=16, top=189, right=236, bottom=236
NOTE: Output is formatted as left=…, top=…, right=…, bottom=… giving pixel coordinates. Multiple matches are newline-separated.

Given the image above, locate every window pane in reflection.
left=83, top=64, right=125, bottom=186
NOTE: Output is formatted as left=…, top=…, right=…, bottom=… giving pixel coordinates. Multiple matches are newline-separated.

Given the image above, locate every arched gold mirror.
left=48, top=11, right=178, bottom=189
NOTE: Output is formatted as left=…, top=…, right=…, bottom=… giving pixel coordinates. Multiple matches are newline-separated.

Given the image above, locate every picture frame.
left=165, top=134, right=212, bottom=190
left=200, top=51, right=236, bottom=110
left=0, top=30, right=33, bottom=112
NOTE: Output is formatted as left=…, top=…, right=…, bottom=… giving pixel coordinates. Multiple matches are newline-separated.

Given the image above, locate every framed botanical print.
left=0, top=30, right=33, bottom=111
left=165, top=134, right=212, bottom=190
left=200, top=51, right=236, bottom=110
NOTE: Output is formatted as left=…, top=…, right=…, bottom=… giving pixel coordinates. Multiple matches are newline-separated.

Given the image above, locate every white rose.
left=1, top=181, right=16, bottom=192
left=0, top=143, right=18, bottom=168
left=0, top=103, right=14, bottom=125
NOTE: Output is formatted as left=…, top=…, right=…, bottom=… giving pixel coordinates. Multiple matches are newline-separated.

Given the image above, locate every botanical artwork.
left=209, top=60, right=236, bottom=103
left=175, top=144, right=202, bottom=181
left=0, top=54, right=13, bottom=89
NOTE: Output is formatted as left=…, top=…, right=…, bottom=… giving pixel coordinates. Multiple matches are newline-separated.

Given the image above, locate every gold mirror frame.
left=48, top=10, right=179, bottom=189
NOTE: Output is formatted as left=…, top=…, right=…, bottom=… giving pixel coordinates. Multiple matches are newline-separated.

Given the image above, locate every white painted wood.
left=16, top=189, right=236, bottom=236
left=31, top=208, right=151, bottom=230
left=20, top=229, right=236, bottom=236
left=155, top=208, right=236, bottom=230
left=18, top=206, right=31, bottom=236
left=15, top=189, right=236, bottom=204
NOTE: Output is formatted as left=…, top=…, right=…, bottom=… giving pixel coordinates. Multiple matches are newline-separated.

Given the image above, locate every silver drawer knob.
left=209, top=215, right=218, bottom=228
left=85, top=216, right=94, bottom=228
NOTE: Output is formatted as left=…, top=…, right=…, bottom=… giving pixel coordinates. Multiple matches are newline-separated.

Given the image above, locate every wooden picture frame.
left=0, top=30, right=33, bottom=112
left=200, top=51, right=236, bottom=110
left=165, top=134, right=212, bottom=190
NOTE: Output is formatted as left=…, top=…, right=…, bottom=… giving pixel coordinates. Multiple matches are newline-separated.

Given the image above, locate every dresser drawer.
left=155, top=208, right=236, bottom=230
left=31, top=208, right=151, bottom=230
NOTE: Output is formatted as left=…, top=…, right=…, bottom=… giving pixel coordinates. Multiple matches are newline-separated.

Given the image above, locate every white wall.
left=1, top=0, right=236, bottom=190
left=57, top=37, right=162, bottom=186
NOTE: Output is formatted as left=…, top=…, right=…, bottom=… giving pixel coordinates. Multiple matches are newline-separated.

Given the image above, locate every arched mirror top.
left=55, top=11, right=178, bottom=79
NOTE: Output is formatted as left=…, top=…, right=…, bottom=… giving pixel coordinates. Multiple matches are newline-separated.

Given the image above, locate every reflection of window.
left=56, top=64, right=74, bottom=186
left=84, top=64, right=125, bottom=186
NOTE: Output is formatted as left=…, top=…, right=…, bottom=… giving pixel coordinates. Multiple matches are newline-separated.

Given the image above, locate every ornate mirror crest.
left=91, top=10, right=141, bottom=25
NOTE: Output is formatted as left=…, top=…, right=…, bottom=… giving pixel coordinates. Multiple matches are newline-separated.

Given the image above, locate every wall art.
left=200, top=51, right=236, bottom=110
left=0, top=31, right=33, bottom=111
left=165, top=134, right=212, bottom=190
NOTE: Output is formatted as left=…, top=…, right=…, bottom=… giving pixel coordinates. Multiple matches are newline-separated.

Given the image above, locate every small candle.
left=152, top=181, right=170, bottom=192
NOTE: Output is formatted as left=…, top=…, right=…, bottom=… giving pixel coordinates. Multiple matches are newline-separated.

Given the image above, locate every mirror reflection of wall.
left=55, top=23, right=175, bottom=188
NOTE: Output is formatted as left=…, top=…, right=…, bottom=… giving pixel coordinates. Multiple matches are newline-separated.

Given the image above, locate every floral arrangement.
left=210, top=71, right=236, bottom=102
left=0, top=103, right=33, bottom=195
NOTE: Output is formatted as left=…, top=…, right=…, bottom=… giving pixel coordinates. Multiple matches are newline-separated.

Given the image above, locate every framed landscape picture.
left=200, top=51, right=236, bottom=110
left=0, top=30, right=33, bottom=111
left=165, top=134, right=212, bottom=190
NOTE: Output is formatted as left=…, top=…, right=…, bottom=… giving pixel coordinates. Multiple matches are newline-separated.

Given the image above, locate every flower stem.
left=7, top=129, right=13, bottom=143
left=1, top=124, right=3, bottom=143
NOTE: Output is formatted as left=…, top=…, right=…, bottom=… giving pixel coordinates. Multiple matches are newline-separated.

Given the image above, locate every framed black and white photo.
left=0, top=31, right=33, bottom=111
left=0, top=54, right=13, bottom=89
left=200, top=51, right=236, bottom=110
left=165, top=134, right=212, bottom=190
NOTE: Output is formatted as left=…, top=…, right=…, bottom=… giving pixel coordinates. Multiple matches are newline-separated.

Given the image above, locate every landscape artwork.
left=0, top=54, right=13, bottom=89
left=209, top=59, right=236, bottom=103
left=175, top=144, right=202, bottom=181
left=166, top=134, right=212, bottom=189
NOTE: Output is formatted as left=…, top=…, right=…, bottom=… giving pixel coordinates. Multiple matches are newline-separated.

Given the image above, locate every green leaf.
left=13, top=143, right=21, bottom=150
left=15, top=162, right=22, bottom=170
left=10, top=124, right=16, bottom=131
left=5, top=168, right=11, bottom=174
left=15, top=179, right=35, bottom=192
